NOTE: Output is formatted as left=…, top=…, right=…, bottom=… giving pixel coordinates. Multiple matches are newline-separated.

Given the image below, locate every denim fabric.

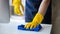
left=25, top=0, right=42, bottom=22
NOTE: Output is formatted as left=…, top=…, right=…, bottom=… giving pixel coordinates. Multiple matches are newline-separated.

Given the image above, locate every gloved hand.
left=24, top=13, right=44, bottom=29
left=14, top=6, right=23, bottom=16
left=12, top=0, right=24, bottom=16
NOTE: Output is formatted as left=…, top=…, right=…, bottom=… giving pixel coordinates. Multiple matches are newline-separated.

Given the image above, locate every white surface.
left=0, top=16, right=52, bottom=34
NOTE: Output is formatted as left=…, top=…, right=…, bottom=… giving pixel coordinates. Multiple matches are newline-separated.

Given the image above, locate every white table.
left=0, top=16, right=52, bottom=34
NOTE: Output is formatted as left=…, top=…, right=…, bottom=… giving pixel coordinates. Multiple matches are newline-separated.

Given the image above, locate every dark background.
left=51, top=0, right=60, bottom=34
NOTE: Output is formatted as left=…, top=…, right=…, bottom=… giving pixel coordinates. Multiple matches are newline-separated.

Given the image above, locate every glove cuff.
left=32, top=13, right=44, bottom=24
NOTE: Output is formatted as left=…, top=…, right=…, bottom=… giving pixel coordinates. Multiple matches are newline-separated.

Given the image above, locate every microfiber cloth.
left=18, top=24, right=42, bottom=32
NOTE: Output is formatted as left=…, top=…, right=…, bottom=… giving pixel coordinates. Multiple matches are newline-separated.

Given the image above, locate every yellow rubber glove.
left=24, top=13, right=44, bottom=29
left=14, top=6, right=23, bottom=16
left=12, top=0, right=24, bottom=16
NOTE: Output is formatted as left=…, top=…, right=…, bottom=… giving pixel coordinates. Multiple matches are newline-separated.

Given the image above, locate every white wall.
left=0, top=0, right=10, bottom=23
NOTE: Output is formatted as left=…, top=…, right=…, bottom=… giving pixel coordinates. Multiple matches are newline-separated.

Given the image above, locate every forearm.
left=38, top=0, right=50, bottom=16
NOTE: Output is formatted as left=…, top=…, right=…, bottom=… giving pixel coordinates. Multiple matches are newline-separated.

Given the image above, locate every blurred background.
left=51, top=0, right=60, bottom=34
left=9, top=0, right=25, bottom=16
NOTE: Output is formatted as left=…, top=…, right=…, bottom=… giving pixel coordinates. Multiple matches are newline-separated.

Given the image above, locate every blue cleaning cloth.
left=18, top=24, right=42, bottom=32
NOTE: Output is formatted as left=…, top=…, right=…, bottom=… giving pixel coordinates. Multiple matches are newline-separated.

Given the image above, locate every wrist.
left=32, top=13, right=44, bottom=24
